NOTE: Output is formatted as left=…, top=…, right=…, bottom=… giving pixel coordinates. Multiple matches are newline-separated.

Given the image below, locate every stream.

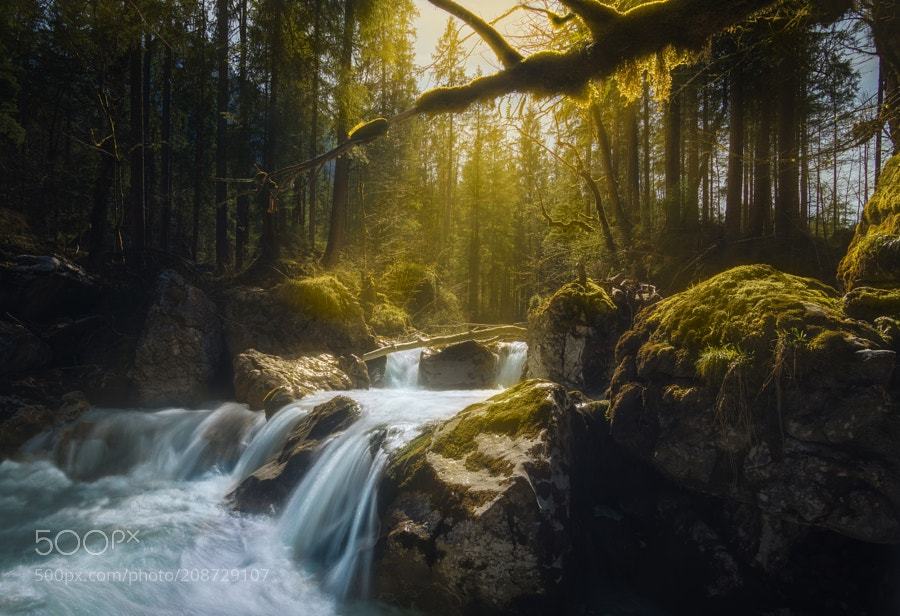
left=0, top=344, right=528, bottom=616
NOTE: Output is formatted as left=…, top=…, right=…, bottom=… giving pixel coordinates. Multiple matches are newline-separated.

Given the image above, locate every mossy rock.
left=273, top=275, right=364, bottom=323
left=838, top=153, right=900, bottom=289
left=843, top=286, right=900, bottom=322
left=368, top=302, right=410, bottom=336
left=527, top=279, right=622, bottom=392
left=378, top=380, right=576, bottom=613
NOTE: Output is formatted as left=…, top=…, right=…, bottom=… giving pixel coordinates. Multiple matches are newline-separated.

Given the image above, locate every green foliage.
left=696, top=345, right=750, bottom=386
left=274, top=275, right=364, bottom=323
left=368, top=302, right=411, bottom=336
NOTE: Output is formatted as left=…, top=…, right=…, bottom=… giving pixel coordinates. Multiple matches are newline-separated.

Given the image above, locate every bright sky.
left=412, top=0, right=527, bottom=88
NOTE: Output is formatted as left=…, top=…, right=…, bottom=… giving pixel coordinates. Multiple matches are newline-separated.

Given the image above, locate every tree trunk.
left=684, top=75, right=700, bottom=229
left=775, top=48, right=799, bottom=241
left=625, top=100, right=640, bottom=222
left=751, top=93, right=772, bottom=236
left=235, top=0, right=250, bottom=269
left=323, top=0, right=355, bottom=267
left=308, top=0, right=322, bottom=249
left=590, top=103, right=631, bottom=241
left=664, top=71, right=682, bottom=229
left=875, top=58, right=884, bottom=185
left=128, top=36, right=145, bottom=260
left=215, top=0, right=230, bottom=271
left=192, top=0, right=208, bottom=261
left=870, top=0, right=899, bottom=154
left=642, top=72, right=652, bottom=228
left=725, top=64, right=744, bottom=240
left=160, top=43, right=173, bottom=252
left=142, top=34, right=156, bottom=248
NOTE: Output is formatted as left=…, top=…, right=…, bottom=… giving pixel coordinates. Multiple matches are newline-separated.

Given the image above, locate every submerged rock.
left=233, top=350, right=368, bottom=415
left=527, top=280, right=624, bottom=393
left=228, top=396, right=361, bottom=513
left=838, top=153, right=900, bottom=290
left=375, top=380, right=577, bottom=614
left=131, top=271, right=226, bottom=407
left=608, top=264, right=900, bottom=544
left=418, top=340, right=498, bottom=390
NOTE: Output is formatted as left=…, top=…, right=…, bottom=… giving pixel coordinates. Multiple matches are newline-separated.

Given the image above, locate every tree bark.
left=684, top=74, right=700, bottom=229
left=725, top=64, right=744, bottom=240
left=590, top=103, right=631, bottom=241
left=323, top=0, right=355, bottom=267
left=160, top=43, right=173, bottom=252
left=751, top=92, right=772, bottom=236
left=128, top=36, right=145, bottom=260
left=775, top=46, right=799, bottom=241
left=235, top=0, right=250, bottom=269
left=215, top=0, right=230, bottom=271
left=664, top=71, right=682, bottom=229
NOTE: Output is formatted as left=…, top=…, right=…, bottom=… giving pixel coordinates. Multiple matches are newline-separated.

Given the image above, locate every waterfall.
left=382, top=348, right=422, bottom=388
left=51, top=403, right=264, bottom=482
left=497, top=341, right=528, bottom=388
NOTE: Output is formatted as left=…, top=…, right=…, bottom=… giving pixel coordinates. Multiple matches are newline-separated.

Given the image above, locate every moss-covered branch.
left=426, top=0, right=523, bottom=69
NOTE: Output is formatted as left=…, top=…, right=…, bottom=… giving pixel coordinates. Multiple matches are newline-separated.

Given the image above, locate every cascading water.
left=496, top=341, right=528, bottom=388
left=382, top=348, right=422, bottom=388
left=0, top=371, right=500, bottom=615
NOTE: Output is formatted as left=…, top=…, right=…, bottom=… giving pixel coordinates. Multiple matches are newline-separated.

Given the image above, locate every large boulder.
left=608, top=264, right=900, bottom=544
left=375, top=380, right=579, bottom=614
left=0, top=254, right=100, bottom=322
left=233, top=350, right=368, bottom=415
left=527, top=280, right=624, bottom=393
left=131, top=271, right=226, bottom=407
left=838, top=153, right=900, bottom=290
left=418, top=341, right=498, bottom=390
left=0, top=320, right=51, bottom=375
left=228, top=396, right=361, bottom=513
left=222, top=275, right=375, bottom=358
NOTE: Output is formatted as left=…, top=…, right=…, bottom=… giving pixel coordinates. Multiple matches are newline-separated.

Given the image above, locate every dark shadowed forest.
left=0, top=1, right=898, bottom=615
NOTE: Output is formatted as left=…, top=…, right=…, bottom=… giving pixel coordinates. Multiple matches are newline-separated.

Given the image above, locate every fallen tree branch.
left=362, top=325, right=527, bottom=362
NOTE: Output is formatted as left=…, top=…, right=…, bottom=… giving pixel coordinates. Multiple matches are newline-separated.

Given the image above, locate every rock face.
left=838, top=153, right=900, bottom=290
left=233, top=350, right=369, bottom=415
left=375, top=380, right=577, bottom=614
left=228, top=396, right=361, bottom=513
left=418, top=341, right=498, bottom=390
left=527, top=280, right=624, bottom=393
left=0, top=254, right=100, bottom=323
left=131, top=271, right=226, bottom=407
left=0, top=320, right=51, bottom=375
left=222, top=275, right=375, bottom=358
left=0, top=390, right=90, bottom=458
left=608, top=265, right=900, bottom=544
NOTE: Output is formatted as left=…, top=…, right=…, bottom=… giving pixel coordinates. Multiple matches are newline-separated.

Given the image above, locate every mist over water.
left=0, top=341, right=528, bottom=615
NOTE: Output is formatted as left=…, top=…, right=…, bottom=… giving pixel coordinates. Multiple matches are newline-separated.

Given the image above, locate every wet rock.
left=843, top=286, right=900, bottom=322
left=0, top=320, right=51, bottom=375
left=233, top=350, right=368, bottom=416
left=527, top=280, right=625, bottom=393
left=375, top=380, right=576, bottom=614
left=418, top=341, right=498, bottom=390
left=228, top=396, right=361, bottom=513
left=131, top=271, right=226, bottom=407
left=0, top=390, right=89, bottom=458
left=607, top=265, right=900, bottom=544
left=222, top=276, right=375, bottom=358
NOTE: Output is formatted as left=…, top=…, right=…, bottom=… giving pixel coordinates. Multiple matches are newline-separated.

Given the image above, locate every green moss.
left=530, top=279, right=616, bottom=324
left=348, top=118, right=389, bottom=143
left=838, top=153, right=900, bottom=289
left=641, top=265, right=847, bottom=365
left=463, top=450, right=515, bottom=476
left=843, top=286, right=900, bottom=322
left=696, top=345, right=750, bottom=387
left=380, top=261, right=436, bottom=307
left=368, top=302, right=411, bottom=336
left=274, top=275, right=364, bottom=323
left=430, top=380, right=556, bottom=461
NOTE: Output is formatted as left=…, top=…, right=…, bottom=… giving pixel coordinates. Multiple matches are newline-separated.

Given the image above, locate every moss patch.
left=368, top=302, right=411, bottom=336
left=274, top=275, right=364, bottom=323
left=843, top=286, right=900, bottom=322
left=838, top=153, right=900, bottom=289
left=696, top=345, right=750, bottom=387
left=530, top=279, right=616, bottom=323
left=430, top=380, right=556, bottom=461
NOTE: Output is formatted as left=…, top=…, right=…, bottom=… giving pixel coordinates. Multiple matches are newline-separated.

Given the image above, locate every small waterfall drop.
left=497, top=341, right=528, bottom=387
left=382, top=348, right=422, bottom=388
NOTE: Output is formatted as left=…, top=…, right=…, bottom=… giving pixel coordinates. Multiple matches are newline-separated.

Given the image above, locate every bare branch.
left=426, top=0, right=524, bottom=69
